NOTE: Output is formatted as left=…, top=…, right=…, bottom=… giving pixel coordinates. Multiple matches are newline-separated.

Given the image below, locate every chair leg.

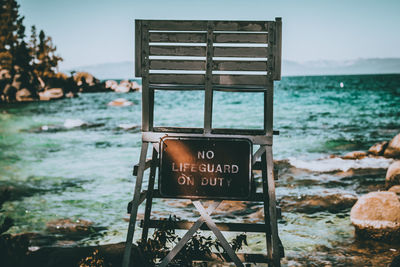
left=122, top=142, right=149, bottom=267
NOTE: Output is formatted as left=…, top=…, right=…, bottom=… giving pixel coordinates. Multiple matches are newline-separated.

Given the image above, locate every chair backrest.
left=135, top=19, right=282, bottom=144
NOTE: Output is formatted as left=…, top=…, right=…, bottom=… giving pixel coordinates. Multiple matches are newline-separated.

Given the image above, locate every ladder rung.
left=141, top=219, right=269, bottom=233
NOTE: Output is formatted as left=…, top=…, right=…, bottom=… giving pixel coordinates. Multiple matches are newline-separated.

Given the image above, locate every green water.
left=1, top=74, right=399, bottom=264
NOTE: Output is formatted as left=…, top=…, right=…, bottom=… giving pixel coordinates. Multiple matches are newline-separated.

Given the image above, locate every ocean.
left=1, top=74, right=399, bottom=265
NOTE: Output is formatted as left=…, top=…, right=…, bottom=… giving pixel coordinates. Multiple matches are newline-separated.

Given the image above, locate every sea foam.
left=288, top=156, right=393, bottom=172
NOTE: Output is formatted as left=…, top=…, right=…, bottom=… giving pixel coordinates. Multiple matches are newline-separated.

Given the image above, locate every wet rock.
left=368, top=141, right=389, bottom=156
left=108, top=98, right=133, bottom=107
left=279, top=193, right=358, bottom=214
left=46, top=219, right=103, bottom=239
left=350, top=191, right=400, bottom=242
left=39, top=88, right=64, bottom=101
left=386, top=161, right=400, bottom=189
left=342, top=151, right=367, bottom=160
left=384, top=133, right=400, bottom=158
left=0, top=233, right=31, bottom=267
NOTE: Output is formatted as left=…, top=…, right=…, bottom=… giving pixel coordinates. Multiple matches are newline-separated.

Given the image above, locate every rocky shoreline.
left=0, top=67, right=141, bottom=103
left=1, top=133, right=400, bottom=266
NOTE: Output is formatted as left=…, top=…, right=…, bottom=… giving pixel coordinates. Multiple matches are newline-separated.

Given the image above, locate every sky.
left=18, top=0, right=400, bottom=70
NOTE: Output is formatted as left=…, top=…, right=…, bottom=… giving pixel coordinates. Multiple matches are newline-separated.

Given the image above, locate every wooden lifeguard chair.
left=123, top=18, right=283, bottom=267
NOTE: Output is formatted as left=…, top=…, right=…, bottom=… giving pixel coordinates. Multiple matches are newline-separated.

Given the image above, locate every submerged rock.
left=342, top=151, right=367, bottom=160
left=46, top=219, right=103, bottom=239
left=384, top=133, right=400, bottom=159
left=368, top=141, right=389, bottom=156
left=350, top=191, right=400, bottom=242
left=386, top=161, right=400, bottom=189
left=279, top=193, right=358, bottom=214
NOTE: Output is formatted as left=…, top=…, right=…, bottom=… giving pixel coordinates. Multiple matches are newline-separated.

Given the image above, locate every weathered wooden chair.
left=123, top=19, right=283, bottom=267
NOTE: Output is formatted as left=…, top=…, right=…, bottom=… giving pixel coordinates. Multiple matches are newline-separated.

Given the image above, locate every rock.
left=118, top=123, right=139, bottom=130
left=107, top=98, right=133, bottom=107
left=279, top=193, right=358, bottom=214
left=15, top=88, right=34, bottom=101
left=386, top=161, right=400, bottom=189
left=389, top=185, right=400, bottom=195
left=385, top=133, right=400, bottom=158
left=46, top=219, right=99, bottom=239
left=39, top=88, right=64, bottom=101
left=115, top=80, right=131, bottom=93
left=368, top=141, right=389, bottom=156
left=342, top=151, right=367, bottom=160
left=105, top=80, right=118, bottom=90
left=350, top=191, right=400, bottom=242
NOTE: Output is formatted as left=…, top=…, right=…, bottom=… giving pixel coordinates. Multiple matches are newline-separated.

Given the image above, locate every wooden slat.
left=149, top=32, right=206, bottom=43
left=213, top=75, right=267, bottom=86
left=214, top=21, right=268, bottom=31
left=149, top=84, right=204, bottom=90
left=214, top=33, right=268, bottom=43
left=149, top=74, right=205, bottom=84
left=149, top=60, right=205, bottom=70
left=149, top=45, right=206, bottom=56
left=152, top=127, right=203, bottom=133
left=154, top=251, right=270, bottom=263
left=142, top=220, right=268, bottom=233
left=213, top=60, right=267, bottom=71
left=145, top=20, right=269, bottom=31
left=214, top=47, right=268, bottom=57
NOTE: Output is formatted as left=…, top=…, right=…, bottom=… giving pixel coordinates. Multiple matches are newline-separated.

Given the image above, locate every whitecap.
left=63, top=119, right=86, bottom=129
left=288, top=156, right=393, bottom=173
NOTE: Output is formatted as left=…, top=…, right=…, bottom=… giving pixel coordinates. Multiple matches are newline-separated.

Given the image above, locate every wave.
left=288, top=156, right=393, bottom=173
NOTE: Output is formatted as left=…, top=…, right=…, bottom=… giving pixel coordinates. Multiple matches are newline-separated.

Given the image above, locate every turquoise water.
left=1, top=74, right=400, bottom=264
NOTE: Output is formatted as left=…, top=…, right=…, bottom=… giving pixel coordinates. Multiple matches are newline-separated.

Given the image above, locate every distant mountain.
left=64, top=58, right=400, bottom=79
left=283, top=58, right=400, bottom=76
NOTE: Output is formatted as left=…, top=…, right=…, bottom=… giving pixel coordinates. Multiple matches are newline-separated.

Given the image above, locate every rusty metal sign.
left=159, top=137, right=252, bottom=200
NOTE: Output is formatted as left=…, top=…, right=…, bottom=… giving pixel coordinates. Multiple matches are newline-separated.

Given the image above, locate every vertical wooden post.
left=141, top=22, right=152, bottom=132
left=204, top=21, right=214, bottom=133
left=261, top=149, right=273, bottom=259
left=141, top=148, right=158, bottom=241
left=122, top=142, right=149, bottom=267
left=266, top=145, right=280, bottom=267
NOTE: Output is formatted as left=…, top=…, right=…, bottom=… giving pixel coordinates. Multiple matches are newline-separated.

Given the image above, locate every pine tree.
left=13, top=16, right=31, bottom=69
left=35, top=30, right=62, bottom=78
left=0, top=0, right=19, bottom=69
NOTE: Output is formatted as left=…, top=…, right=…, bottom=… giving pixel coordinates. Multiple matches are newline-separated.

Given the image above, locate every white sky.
left=18, top=0, right=400, bottom=69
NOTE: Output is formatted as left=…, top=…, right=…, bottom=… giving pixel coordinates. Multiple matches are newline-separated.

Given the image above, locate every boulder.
left=386, top=161, right=400, bottom=189
left=384, top=133, right=400, bottom=158
left=39, top=88, right=64, bottom=101
left=368, top=141, right=389, bottom=156
left=350, top=191, right=400, bottom=242
left=342, top=151, right=367, bottom=160
left=15, top=88, right=35, bottom=102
